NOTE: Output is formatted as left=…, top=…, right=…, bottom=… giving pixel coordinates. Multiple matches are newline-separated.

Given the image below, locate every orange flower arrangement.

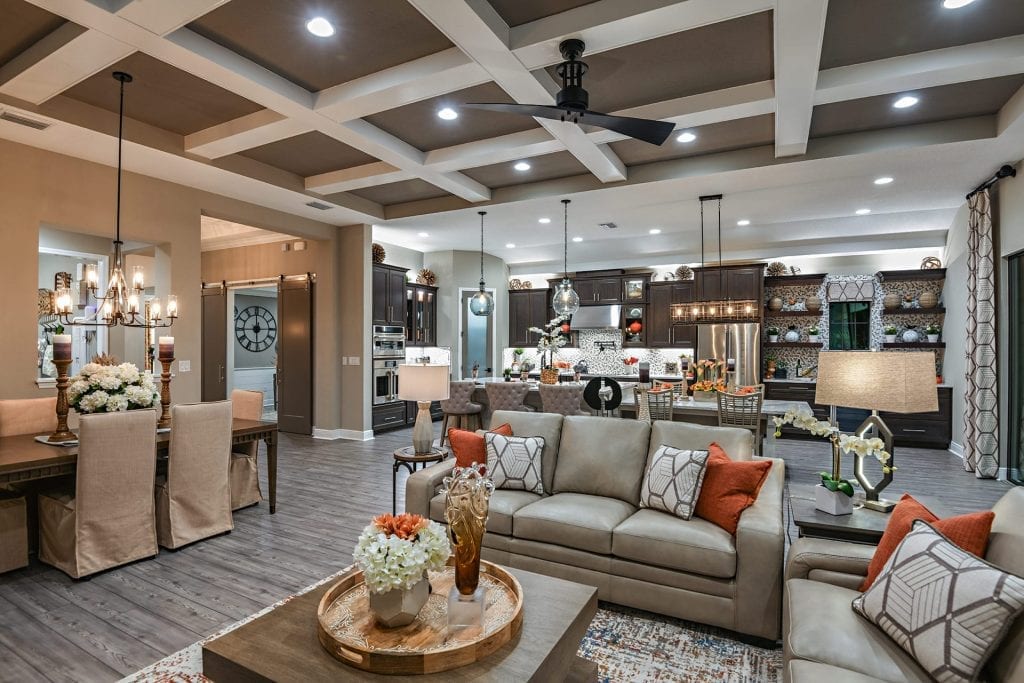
left=691, top=379, right=726, bottom=393
left=623, top=356, right=639, bottom=366
left=734, top=385, right=757, bottom=395
left=554, top=360, right=572, bottom=369
left=372, top=513, right=429, bottom=540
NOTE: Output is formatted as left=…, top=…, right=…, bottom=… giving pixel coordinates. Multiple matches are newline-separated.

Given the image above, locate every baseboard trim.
left=312, top=428, right=374, bottom=441
left=948, top=441, right=964, bottom=458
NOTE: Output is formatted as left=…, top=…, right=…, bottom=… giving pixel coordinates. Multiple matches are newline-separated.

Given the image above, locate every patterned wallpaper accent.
left=502, top=328, right=694, bottom=376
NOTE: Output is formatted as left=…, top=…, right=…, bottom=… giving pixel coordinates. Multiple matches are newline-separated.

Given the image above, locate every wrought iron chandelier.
left=670, top=194, right=757, bottom=323
left=52, top=71, right=178, bottom=329
left=551, top=199, right=580, bottom=316
left=468, top=210, right=494, bottom=316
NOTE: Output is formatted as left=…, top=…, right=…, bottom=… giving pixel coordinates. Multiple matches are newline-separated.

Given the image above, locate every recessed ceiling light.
left=505, top=243, right=516, bottom=248
left=437, top=107, right=458, bottom=120
left=514, top=161, right=531, bottom=171
left=572, top=236, right=583, bottom=242
left=736, top=219, right=751, bottom=226
left=306, top=17, right=334, bottom=37
left=676, top=131, right=697, bottom=143
left=538, top=217, right=551, bottom=224
left=649, top=228, right=662, bottom=235
left=943, top=0, right=976, bottom=8
left=893, top=95, right=919, bottom=109
left=417, top=232, right=429, bottom=237
left=855, top=208, right=871, bottom=215
left=874, top=176, right=894, bottom=185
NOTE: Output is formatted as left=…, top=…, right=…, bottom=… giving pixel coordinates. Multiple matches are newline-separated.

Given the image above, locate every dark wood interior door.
left=201, top=285, right=227, bottom=401
left=277, top=277, right=313, bottom=434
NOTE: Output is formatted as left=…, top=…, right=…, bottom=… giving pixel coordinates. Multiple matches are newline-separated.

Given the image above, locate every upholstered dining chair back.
left=229, top=389, right=263, bottom=509
left=38, top=409, right=158, bottom=579
left=156, top=401, right=233, bottom=549
left=485, top=382, right=533, bottom=412
left=0, top=397, right=57, bottom=437
left=717, top=386, right=764, bottom=454
left=538, top=383, right=589, bottom=416
left=440, top=380, right=478, bottom=413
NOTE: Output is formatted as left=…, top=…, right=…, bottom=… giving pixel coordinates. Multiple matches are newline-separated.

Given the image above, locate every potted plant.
left=503, top=367, right=512, bottom=382
left=767, top=326, right=780, bottom=343
left=765, top=353, right=777, bottom=379
left=529, top=315, right=569, bottom=384
left=807, top=325, right=820, bottom=343
left=67, top=361, right=160, bottom=414
left=353, top=513, right=450, bottom=627
left=623, top=355, right=639, bottom=375
left=884, top=325, right=898, bottom=344
left=816, top=471, right=855, bottom=516
left=774, top=358, right=788, bottom=379
left=925, top=323, right=941, bottom=343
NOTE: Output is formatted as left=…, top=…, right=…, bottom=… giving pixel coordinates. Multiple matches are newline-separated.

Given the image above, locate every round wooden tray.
left=316, top=560, right=524, bottom=675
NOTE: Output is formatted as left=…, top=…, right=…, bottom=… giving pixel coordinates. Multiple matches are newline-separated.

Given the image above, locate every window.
left=829, top=301, right=871, bottom=350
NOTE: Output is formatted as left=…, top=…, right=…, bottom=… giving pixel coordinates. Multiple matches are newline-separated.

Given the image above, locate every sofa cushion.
left=515, top=493, right=635, bottom=555
left=986, top=488, right=1024, bottom=682
left=552, top=416, right=651, bottom=505
left=485, top=433, right=545, bottom=494
left=448, top=423, right=512, bottom=469
left=491, top=410, right=563, bottom=494
left=639, top=446, right=710, bottom=520
left=787, top=661, right=890, bottom=683
left=649, top=421, right=754, bottom=464
left=694, top=444, right=771, bottom=535
left=785, top=578, right=932, bottom=682
left=429, top=489, right=540, bottom=536
left=613, top=509, right=736, bottom=579
left=852, top=521, right=1024, bottom=683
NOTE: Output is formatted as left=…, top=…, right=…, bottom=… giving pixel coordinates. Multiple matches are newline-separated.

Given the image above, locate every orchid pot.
left=815, top=484, right=854, bottom=516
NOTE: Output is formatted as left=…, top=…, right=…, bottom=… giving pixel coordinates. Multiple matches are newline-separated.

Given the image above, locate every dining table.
left=0, top=418, right=280, bottom=513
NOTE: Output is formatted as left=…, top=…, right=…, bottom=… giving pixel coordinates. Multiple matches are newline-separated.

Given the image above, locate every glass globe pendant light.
left=551, top=199, right=580, bottom=316
left=469, top=211, right=494, bottom=316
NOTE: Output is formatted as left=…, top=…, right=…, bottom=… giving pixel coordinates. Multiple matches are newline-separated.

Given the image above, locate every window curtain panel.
left=963, top=190, right=999, bottom=478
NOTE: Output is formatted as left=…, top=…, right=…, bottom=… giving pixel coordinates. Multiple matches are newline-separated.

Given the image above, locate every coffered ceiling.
left=0, top=0, right=1022, bottom=271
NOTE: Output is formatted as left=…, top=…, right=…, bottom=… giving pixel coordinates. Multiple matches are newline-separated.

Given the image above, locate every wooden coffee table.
left=202, top=565, right=599, bottom=682
left=789, top=483, right=946, bottom=544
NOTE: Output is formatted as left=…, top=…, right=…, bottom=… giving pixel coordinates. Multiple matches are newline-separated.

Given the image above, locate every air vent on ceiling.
left=598, top=222, right=617, bottom=230
left=305, top=200, right=332, bottom=210
left=0, top=111, right=50, bottom=130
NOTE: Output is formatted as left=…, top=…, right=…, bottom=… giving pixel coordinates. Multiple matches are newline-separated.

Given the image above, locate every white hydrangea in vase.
left=66, top=362, right=159, bottom=414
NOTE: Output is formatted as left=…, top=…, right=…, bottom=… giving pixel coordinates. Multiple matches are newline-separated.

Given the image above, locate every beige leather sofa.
left=783, top=488, right=1024, bottom=682
left=407, top=410, right=786, bottom=641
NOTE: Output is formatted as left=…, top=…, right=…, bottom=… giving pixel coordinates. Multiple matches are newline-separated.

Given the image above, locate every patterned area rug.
left=122, top=574, right=781, bottom=683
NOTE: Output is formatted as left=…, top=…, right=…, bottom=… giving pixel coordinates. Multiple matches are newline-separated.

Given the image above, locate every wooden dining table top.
left=0, top=418, right=276, bottom=475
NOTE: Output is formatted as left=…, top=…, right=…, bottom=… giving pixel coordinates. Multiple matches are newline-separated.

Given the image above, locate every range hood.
left=569, top=305, right=621, bottom=329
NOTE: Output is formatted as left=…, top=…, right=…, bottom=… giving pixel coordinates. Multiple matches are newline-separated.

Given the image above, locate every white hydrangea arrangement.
left=353, top=513, right=451, bottom=594
left=66, top=362, right=160, bottom=414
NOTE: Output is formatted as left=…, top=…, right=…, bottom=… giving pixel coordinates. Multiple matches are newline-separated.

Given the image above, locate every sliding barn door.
left=277, top=276, right=314, bottom=434
left=201, top=284, right=227, bottom=401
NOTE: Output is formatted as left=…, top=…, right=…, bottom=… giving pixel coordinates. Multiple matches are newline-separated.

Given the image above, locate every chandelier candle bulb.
left=85, top=264, right=98, bottom=287
left=158, top=336, right=174, bottom=361
left=127, top=294, right=139, bottom=314
left=166, top=295, right=178, bottom=318
left=52, top=334, right=72, bottom=362
left=132, top=266, right=144, bottom=289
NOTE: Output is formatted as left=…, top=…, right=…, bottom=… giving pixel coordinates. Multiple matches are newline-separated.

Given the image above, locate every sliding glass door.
left=1010, top=252, right=1024, bottom=484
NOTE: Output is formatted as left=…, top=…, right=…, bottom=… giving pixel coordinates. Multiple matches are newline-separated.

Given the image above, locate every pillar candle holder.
left=158, top=356, right=174, bottom=429
left=47, top=358, right=76, bottom=443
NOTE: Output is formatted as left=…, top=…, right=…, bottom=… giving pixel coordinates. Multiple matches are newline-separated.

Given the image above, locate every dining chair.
left=38, top=409, right=158, bottom=579
left=633, top=386, right=674, bottom=423
left=655, top=380, right=688, bottom=403
left=229, top=389, right=263, bottom=510
left=538, top=383, right=590, bottom=416
left=440, top=380, right=482, bottom=445
left=0, top=493, right=28, bottom=573
left=485, top=382, right=534, bottom=417
left=0, top=397, right=57, bottom=437
left=155, top=401, right=233, bottom=550
left=717, top=386, right=765, bottom=456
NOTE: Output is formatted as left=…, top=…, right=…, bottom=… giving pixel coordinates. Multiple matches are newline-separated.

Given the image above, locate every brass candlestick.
left=48, top=358, right=76, bottom=443
left=158, top=356, right=173, bottom=429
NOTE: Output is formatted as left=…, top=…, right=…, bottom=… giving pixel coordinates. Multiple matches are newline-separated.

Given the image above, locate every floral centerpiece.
left=623, top=355, right=639, bottom=374
left=353, top=513, right=450, bottom=627
left=691, top=359, right=726, bottom=399
left=529, top=315, right=569, bottom=384
left=67, top=362, right=159, bottom=414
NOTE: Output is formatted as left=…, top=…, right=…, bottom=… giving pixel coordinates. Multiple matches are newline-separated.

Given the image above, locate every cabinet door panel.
left=387, top=270, right=407, bottom=326
left=671, top=324, right=697, bottom=348
left=372, top=266, right=388, bottom=325
left=574, top=280, right=597, bottom=304
left=647, top=284, right=673, bottom=347
left=508, top=291, right=532, bottom=346
left=595, top=278, right=623, bottom=302
left=726, top=267, right=763, bottom=301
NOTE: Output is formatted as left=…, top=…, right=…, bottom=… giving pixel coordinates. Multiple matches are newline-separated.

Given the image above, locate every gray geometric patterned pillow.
left=852, top=521, right=1024, bottom=683
left=639, top=445, right=710, bottom=520
left=485, top=433, right=545, bottom=494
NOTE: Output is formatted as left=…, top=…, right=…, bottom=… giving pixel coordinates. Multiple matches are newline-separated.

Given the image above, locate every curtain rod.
left=966, top=164, right=1016, bottom=199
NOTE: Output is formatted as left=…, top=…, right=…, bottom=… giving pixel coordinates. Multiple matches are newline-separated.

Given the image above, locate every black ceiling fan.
left=462, top=39, right=675, bottom=146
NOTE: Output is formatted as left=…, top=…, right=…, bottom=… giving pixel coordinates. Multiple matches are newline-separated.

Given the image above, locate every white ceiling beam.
left=815, top=35, right=1024, bottom=105
left=407, top=0, right=627, bottom=183
left=114, top=0, right=232, bottom=35
left=305, top=162, right=415, bottom=195
left=773, top=0, right=829, bottom=157
left=185, top=109, right=311, bottom=158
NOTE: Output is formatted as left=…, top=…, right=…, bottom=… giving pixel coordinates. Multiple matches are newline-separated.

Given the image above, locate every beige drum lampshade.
left=815, top=351, right=938, bottom=414
left=398, top=364, right=450, bottom=402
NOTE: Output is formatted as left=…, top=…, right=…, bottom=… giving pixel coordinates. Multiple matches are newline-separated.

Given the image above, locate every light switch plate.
left=348, top=356, right=360, bottom=365
left=178, top=360, right=191, bottom=372
left=341, top=357, right=348, bottom=366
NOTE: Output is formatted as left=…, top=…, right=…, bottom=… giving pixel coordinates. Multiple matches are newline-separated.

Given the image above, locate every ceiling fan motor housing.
left=556, top=39, right=589, bottom=114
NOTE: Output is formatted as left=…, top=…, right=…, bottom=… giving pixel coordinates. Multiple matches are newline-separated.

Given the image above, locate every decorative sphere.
left=628, top=321, right=642, bottom=333
left=469, top=289, right=494, bottom=316
left=552, top=280, right=580, bottom=316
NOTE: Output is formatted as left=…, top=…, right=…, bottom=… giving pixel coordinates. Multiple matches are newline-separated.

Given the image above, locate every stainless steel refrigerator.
left=696, top=323, right=761, bottom=388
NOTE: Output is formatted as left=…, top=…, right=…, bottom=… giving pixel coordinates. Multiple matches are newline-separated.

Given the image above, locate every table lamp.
left=816, top=351, right=938, bottom=512
left=398, top=364, right=450, bottom=454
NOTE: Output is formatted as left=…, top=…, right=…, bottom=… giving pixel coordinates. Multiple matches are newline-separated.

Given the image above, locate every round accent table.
left=392, top=446, right=449, bottom=514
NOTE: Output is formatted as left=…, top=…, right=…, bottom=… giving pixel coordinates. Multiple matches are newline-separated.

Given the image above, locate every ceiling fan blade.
left=462, top=102, right=574, bottom=122
left=581, top=110, right=675, bottom=146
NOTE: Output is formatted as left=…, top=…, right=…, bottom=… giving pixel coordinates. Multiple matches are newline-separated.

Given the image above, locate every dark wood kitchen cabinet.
left=508, top=289, right=550, bottom=347
left=574, top=277, right=623, bottom=304
left=406, top=283, right=437, bottom=346
left=372, top=264, right=408, bottom=327
left=648, top=281, right=697, bottom=348
left=694, top=264, right=764, bottom=302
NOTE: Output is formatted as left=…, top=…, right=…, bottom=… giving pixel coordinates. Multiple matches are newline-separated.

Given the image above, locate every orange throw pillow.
left=859, top=493, right=994, bottom=590
left=448, top=423, right=513, bottom=469
left=694, top=443, right=772, bottom=535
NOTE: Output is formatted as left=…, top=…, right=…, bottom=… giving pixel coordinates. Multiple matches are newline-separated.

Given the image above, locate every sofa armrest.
left=734, top=457, right=785, bottom=641
left=405, top=460, right=455, bottom=517
left=785, top=537, right=875, bottom=589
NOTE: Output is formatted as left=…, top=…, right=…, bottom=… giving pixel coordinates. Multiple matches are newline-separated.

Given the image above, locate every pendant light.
left=469, top=211, right=494, bottom=316
left=551, top=199, right=580, bottom=316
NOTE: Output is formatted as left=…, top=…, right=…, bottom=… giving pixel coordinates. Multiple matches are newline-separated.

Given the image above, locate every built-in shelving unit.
left=876, top=268, right=946, bottom=378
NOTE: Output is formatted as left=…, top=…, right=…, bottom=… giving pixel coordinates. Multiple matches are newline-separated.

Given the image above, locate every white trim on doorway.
left=456, top=286, right=498, bottom=381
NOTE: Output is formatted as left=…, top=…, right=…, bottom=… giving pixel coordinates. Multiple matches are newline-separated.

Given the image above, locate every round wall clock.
left=235, top=305, right=277, bottom=352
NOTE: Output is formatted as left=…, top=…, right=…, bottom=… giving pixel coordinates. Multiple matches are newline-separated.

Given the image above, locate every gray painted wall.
left=943, top=203, right=970, bottom=455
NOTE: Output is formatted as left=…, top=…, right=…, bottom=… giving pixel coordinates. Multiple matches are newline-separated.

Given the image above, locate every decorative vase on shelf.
left=927, top=334, right=940, bottom=343
left=808, top=335, right=819, bottom=343
left=883, top=293, right=900, bottom=311
left=784, top=326, right=800, bottom=342
left=805, top=296, right=822, bottom=313
left=768, top=297, right=783, bottom=312
left=902, top=327, right=920, bottom=343
left=885, top=334, right=897, bottom=344
left=815, top=484, right=853, bottom=516
left=367, top=577, right=430, bottom=628
left=919, top=291, right=938, bottom=309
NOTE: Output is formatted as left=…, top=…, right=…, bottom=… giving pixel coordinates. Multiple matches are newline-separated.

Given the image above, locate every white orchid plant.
left=66, top=362, right=160, bottom=414
left=773, top=408, right=894, bottom=497
left=529, top=315, right=569, bottom=369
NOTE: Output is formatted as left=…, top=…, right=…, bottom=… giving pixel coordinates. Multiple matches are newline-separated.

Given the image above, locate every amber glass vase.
left=443, top=464, right=494, bottom=595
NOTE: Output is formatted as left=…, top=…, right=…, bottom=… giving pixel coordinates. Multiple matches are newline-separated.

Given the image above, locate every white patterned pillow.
left=484, top=433, right=545, bottom=494
left=852, top=521, right=1024, bottom=683
left=639, top=445, right=710, bottom=520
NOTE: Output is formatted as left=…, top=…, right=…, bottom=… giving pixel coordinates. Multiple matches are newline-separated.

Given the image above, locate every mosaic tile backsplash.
left=502, top=328, right=694, bottom=376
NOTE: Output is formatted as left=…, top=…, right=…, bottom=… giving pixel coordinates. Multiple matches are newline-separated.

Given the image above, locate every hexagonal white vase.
left=368, top=576, right=430, bottom=628
left=815, top=484, right=853, bottom=516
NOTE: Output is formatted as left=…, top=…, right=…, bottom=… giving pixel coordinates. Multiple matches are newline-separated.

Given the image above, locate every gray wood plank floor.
left=0, top=426, right=1011, bottom=682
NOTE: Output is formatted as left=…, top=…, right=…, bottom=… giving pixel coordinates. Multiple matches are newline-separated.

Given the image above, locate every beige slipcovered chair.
left=38, top=410, right=158, bottom=579
left=156, top=401, right=233, bottom=549
left=485, top=382, right=534, bottom=415
left=229, top=389, right=263, bottom=509
left=538, top=383, right=589, bottom=416
left=439, top=380, right=483, bottom=445
left=0, top=493, right=28, bottom=573
left=0, top=396, right=57, bottom=437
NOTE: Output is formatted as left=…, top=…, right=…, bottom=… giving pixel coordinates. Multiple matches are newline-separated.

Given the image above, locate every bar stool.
left=485, top=382, right=534, bottom=416
left=440, top=380, right=482, bottom=446
left=538, top=383, right=590, bottom=416
left=717, top=385, right=765, bottom=455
